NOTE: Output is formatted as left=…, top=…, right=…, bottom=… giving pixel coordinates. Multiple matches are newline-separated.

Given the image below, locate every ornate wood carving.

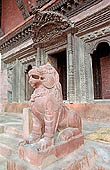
left=67, top=33, right=75, bottom=103
left=48, top=0, right=102, bottom=16
left=83, top=43, right=94, bottom=102
left=83, top=35, right=110, bottom=55
left=0, top=3, right=109, bottom=55
left=76, top=6, right=110, bottom=37
left=45, top=40, right=67, bottom=52
left=20, top=55, right=36, bottom=64
left=78, top=39, right=87, bottom=102
left=31, top=9, right=76, bottom=48
left=16, top=0, right=30, bottom=19
left=0, top=28, right=4, bottom=38
left=81, top=26, right=110, bottom=44
left=7, top=68, right=14, bottom=85
left=36, top=0, right=51, bottom=8
left=0, top=21, right=32, bottom=54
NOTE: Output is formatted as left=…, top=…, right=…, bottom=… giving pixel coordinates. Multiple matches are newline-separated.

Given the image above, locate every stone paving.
left=0, top=156, right=7, bottom=170
left=0, top=113, right=110, bottom=169
left=83, top=120, right=110, bottom=169
left=0, top=112, right=22, bottom=170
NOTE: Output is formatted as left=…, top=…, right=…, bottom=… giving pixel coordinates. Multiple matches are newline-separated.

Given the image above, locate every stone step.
left=0, top=113, right=23, bottom=170
left=0, top=112, right=22, bottom=124
left=44, top=145, right=97, bottom=170
left=7, top=155, right=37, bottom=170
left=0, top=133, right=22, bottom=169
left=0, top=125, right=22, bottom=138
left=0, top=133, right=21, bottom=157
left=0, top=112, right=23, bottom=138
left=95, top=158, right=110, bottom=170
left=0, top=155, right=7, bottom=170
left=0, top=143, right=16, bottom=158
left=4, top=126, right=22, bottom=138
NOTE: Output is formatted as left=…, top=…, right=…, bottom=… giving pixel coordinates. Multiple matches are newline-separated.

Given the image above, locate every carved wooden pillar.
left=13, top=60, right=19, bottom=102
left=0, top=53, right=1, bottom=70
left=78, top=38, right=87, bottom=102
left=36, top=47, right=41, bottom=66
left=67, top=33, right=75, bottom=103
left=19, top=62, right=25, bottom=102
left=75, top=37, right=94, bottom=103
left=67, top=35, right=94, bottom=103
left=11, top=59, right=24, bottom=102
left=84, top=43, right=94, bottom=102
left=41, top=49, right=46, bottom=65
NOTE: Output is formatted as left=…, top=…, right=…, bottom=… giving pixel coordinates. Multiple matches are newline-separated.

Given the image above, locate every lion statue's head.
left=28, top=64, right=63, bottom=110
left=28, top=64, right=60, bottom=89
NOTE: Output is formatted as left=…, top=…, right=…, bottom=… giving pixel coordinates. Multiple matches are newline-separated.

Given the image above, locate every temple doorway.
left=49, top=50, right=67, bottom=100
left=92, top=42, right=110, bottom=99
left=25, top=65, right=34, bottom=101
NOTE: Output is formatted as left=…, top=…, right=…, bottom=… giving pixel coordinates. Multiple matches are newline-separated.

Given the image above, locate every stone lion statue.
left=26, top=64, right=82, bottom=151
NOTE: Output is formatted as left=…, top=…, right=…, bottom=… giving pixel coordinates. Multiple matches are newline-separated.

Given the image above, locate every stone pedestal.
left=18, top=134, right=84, bottom=169
left=7, top=143, right=98, bottom=170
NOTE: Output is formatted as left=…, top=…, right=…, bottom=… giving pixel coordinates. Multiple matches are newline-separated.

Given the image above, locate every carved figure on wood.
left=25, top=64, right=82, bottom=150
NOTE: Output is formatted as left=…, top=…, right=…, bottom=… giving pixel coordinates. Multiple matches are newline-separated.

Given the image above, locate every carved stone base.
left=19, top=134, right=84, bottom=169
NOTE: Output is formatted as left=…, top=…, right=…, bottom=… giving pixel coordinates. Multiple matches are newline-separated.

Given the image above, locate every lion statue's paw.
left=24, top=134, right=41, bottom=144
left=58, top=127, right=81, bottom=141
left=36, top=137, right=54, bottom=151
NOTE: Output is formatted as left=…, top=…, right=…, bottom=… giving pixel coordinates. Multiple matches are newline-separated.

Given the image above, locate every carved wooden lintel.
left=0, top=21, right=32, bottom=54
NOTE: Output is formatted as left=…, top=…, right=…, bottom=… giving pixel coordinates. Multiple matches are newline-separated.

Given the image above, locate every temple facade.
left=0, top=0, right=110, bottom=104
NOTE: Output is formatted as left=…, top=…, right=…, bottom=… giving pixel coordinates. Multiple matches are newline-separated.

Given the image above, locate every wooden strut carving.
left=16, top=0, right=30, bottom=19
left=31, top=7, right=77, bottom=48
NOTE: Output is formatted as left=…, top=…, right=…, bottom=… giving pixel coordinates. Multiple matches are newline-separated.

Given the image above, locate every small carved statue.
left=25, top=64, right=82, bottom=150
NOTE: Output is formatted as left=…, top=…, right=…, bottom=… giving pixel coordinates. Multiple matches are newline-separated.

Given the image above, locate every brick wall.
left=1, top=0, right=24, bottom=34
left=100, top=56, right=110, bottom=99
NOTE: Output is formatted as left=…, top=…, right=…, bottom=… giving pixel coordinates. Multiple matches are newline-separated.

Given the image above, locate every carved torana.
left=31, top=9, right=76, bottom=48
